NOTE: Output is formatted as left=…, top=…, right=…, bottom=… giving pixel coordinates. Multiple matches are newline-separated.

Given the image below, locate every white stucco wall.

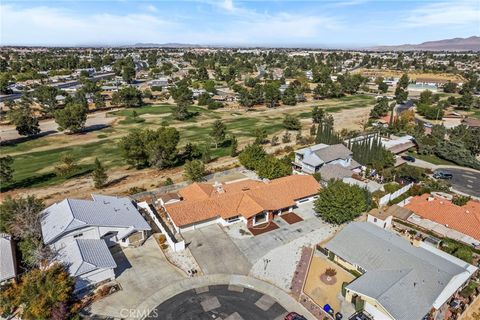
left=364, top=301, right=394, bottom=320
left=76, top=268, right=115, bottom=291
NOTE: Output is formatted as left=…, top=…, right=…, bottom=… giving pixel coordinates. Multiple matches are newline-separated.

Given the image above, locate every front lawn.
left=408, top=151, right=456, bottom=166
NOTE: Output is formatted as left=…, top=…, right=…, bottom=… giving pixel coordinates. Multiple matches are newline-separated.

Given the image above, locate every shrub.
left=127, top=186, right=146, bottom=195
left=163, top=177, right=174, bottom=186
left=325, top=268, right=337, bottom=277
left=452, top=195, right=471, bottom=206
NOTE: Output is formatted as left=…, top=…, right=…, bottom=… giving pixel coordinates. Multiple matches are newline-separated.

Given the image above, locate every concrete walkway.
left=134, top=274, right=316, bottom=320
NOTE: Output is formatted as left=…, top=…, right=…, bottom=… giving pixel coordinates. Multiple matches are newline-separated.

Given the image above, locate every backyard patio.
left=303, top=254, right=356, bottom=316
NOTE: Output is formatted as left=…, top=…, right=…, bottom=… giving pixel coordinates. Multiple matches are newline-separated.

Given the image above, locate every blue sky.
left=1, top=0, right=479, bottom=47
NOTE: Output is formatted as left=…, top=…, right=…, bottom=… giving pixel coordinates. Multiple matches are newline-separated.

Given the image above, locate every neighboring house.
left=323, top=222, right=477, bottom=320
left=162, top=175, right=320, bottom=233
left=342, top=177, right=384, bottom=193
left=380, top=135, right=416, bottom=155
left=462, top=117, right=480, bottom=128
left=407, top=83, right=438, bottom=92
left=215, top=89, right=237, bottom=102
left=403, top=194, right=480, bottom=247
left=0, top=234, right=17, bottom=284
left=293, top=143, right=360, bottom=176
left=191, top=88, right=207, bottom=98
left=148, top=77, right=170, bottom=88
left=41, top=194, right=151, bottom=291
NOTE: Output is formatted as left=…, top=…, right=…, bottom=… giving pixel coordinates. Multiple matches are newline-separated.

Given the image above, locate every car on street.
left=401, top=155, right=415, bottom=162
left=433, top=171, right=453, bottom=179
left=285, top=312, right=307, bottom=320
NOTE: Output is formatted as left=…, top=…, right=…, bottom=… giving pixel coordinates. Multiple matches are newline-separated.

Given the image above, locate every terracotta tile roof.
left=405, top=194, right=480, bottom=241
left=165, top=175, right=320, bottom=228
left=178, top=183, right=214, bottom=201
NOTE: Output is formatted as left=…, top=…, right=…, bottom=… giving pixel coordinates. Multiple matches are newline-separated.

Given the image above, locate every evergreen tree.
left=92, top=158, right=108, bottom=188
left=183, top=160, right=205, bottom=182
left=282, top=86, right=297, bottom=105
left=312, top=106, right=325, bottom=124
left=210, top=120, right=226, bottom=148
left=230, top=135, right=238, bottom=157
left=0, top=156, right=14, bottom=185
left=9, top=97, right=40, bottom=136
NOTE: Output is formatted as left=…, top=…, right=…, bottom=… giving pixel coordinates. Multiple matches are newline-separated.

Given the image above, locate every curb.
left=133, top=274, right=316, bottom=320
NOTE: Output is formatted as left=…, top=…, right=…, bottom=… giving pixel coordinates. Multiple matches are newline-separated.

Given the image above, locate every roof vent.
left=466, top=210, right=470, bottom=214
left=242, top=187, right=250, bottom=191
left=213, top=181, right=225, bottom=194
left=427, top=197, right=434, bottom=202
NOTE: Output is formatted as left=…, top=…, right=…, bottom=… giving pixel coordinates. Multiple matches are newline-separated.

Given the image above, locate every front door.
left=102, top=231, right=118, bottom=247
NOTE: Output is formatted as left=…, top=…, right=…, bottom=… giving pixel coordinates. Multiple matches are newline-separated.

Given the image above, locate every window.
left=226, top=216, right=240, bottom=223
left=374, top=218, right=377, bottom=222
left=254, top=212, right=267, bottom=225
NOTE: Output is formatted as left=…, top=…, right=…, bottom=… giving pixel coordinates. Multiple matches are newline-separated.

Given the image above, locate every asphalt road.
left=145, top=285, right=288, bottom=320
left=434, top=168, right=480, bottom=198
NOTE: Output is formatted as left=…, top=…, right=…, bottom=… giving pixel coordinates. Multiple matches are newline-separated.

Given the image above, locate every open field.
left=0, top=95, right=375, bottom=201
left=354, top=68, right=465, bottom=83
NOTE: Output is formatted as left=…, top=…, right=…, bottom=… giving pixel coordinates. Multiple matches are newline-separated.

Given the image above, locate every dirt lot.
left=354, top=68, right=465, bottom=83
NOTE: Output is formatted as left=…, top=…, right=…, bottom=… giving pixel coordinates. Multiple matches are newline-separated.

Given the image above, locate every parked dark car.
left=285, top=312, right=307, bottom=320
left=401, top=155, right=415, bottom=162
left=433, top=171, right=453, bottom=179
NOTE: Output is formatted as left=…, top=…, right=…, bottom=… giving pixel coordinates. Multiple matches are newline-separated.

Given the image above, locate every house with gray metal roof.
left=293, top=143, right=360, bottom=176
left=58, top=239, right=117, bottom=291
left=324, top=222, right=476, bottom=320
left=0, top=234, right=17, bottom=284
left=41, top=194, right=151, bottom=291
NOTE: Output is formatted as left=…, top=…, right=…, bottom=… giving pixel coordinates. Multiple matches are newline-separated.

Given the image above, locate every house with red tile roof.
left=404, top=194, right=480, bottom=246
left=161, top=175, right=321, bottom=232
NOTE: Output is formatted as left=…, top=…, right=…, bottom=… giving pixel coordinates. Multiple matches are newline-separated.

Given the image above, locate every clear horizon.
left=1, top=0, right=479, bottom=47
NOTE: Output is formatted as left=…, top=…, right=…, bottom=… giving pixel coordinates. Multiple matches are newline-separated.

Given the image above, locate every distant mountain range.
left=369, top=36, right=480, bottom=52
left=129, top=43, right=203, bottom=48
left=111, top=36, right=480, bottom=51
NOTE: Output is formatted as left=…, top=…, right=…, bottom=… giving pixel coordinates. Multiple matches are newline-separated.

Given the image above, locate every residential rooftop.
left=164, top=175, right=320, bottom=228
left=405, top=193, right=480, bottom=242
left=41, top=194, right=151, bottom=245
left=325, top=222, right=476, bottom=320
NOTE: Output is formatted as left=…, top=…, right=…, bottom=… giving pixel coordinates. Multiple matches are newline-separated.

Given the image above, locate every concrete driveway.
left=225, top=202, right=334, bottom=264
left=182, top=224, right=252, bottom=275
left=87, top=237, right=184, bottom=318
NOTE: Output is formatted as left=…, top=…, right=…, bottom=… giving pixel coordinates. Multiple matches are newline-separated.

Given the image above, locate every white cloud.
left=402, top=0, right=480, bottom=27
left=219, top=0, right=234, bottom=12
left=144, top=5, right=158, bottom=13
left=0, top=4, right=177, bottom=45
left=0, top=2, right=340, bottom=46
